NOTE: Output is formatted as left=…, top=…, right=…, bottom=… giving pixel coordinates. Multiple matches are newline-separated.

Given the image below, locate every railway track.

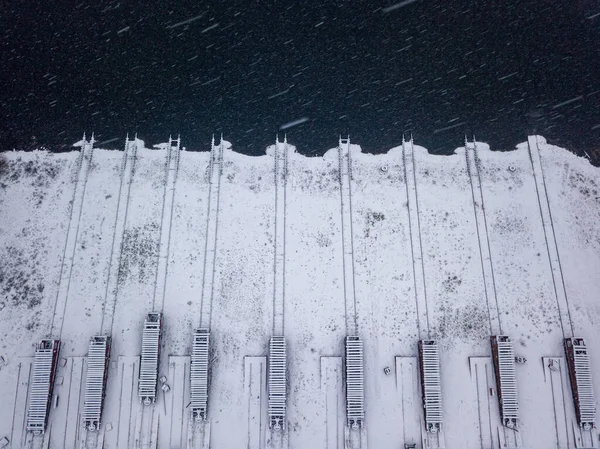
left=79, top=137, right=176, bottom=448
left=465, top=138, right=525, bottom=446
left=69, top=135, right=137, bottom=446
left=132, top=389, right=160, bottom=449
left=78, top=423, right=104, bottom=449
left=337, top=138, right=367, bottom=449
left=527, top=137, right=596, bottom=448
left=50, top=136, right=95, bottom=337
left=401, top=136, right=430, bottom=340
left=29, top=134, right=96, bottom=449
left=100, top=136, right=138, bottom=335
left=112, top=138, right=178, bottom=449
left=464, top=137, right=502, bottom=336
left=71, top=136, right=135, bottom=446
left=526, top=135, right=574, bottom=339
left=185, top=137, right=225, bottom=448
left=139, top=138, right=182, bottom=449
left=337, top=137, right=359, bottom=337
left=199, top=136, right=224, bottom=331
left=153, top=136, right=181, bottom=312
left=272, top=137, right=288, bottom=337
left=266, top=138, right=290, bottom=449
left=122, top=139, right=180, bottom=449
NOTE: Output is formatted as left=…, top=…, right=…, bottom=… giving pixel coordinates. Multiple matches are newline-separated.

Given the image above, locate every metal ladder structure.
left=345, top=336, right=365, bottom=429
left=26, top=339, right=61, bottom=434
left=418, top=340, right=443, bottom=433
left=82, top=336, right=111, bottom=431
left=268, top=336, right=287, bottom=430
left=139, top=313, right=162, bottom=405
left=564, top=338, right=596, bottom=429
left=191, top=328, right=210, bottom=421
left=491, top=336, right=519, bottom=428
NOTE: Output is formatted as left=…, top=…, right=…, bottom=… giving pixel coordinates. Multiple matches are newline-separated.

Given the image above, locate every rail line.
left=78, top=137, right=175, bottom=448
left=272, top=137, right=288, bottom=336
left=133, top=380, right=160, bottom=449
left=141, top=137, right=181, bottom=449
left=49, top=136, right=140, bottom=448
left=185, top=137, right=225, bottom=448
left=128, top=137, right=180, bottom=449
left=266, top=138, right=290, bottom=449
left=50, top=136, right=95, bottom=338
left=401, top=136, right=430, bottom=340
left=199, top=137, right=224, bottom=331
left=337, top=138, right=368, bottom=449
left=44, top=137, right=95, bottom=449
left=337, top=137, right=359, bottom=337
left=526, top=135, right=574, bottom=338
left=100, top=136, right=138, bottom=335
left=187, top=418, right=211, bottom=449
left=78, top=425, right=105, bottom=449
left=153, top=136, right=181, bottom=312
left=465, top=139, right=526, bottom=443
left=75, top=135, right=136, bottom=449
left=464, top=138, right=502, bottom=335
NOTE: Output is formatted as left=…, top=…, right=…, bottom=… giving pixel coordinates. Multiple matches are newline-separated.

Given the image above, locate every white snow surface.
left=0, top=136, right=599, bottom=449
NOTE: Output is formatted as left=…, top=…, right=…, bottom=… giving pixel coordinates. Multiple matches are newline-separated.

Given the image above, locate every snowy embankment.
left=0, top=136, right=598, bottom=449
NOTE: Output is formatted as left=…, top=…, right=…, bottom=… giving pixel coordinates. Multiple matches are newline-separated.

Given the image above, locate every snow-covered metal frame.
left=345, top=336, right=365, bottom=428
left=82, top=335, right=111, bottom=431
left=191, top=328, right=210, bottom=421
left=564, top=337, right=596, bottom=429
left=26, top=339, right=61, bottom=434
left=418, top=340, right=443, bottom=433
left=268, top=336, right=287, bottom=430
left=491, top=335, right=519, bottom=428
left=139, top=313, right=162, bottom=405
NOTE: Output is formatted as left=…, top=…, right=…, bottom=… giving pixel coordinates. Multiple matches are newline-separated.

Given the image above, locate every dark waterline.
left=1, top=1, right=599, bottom=159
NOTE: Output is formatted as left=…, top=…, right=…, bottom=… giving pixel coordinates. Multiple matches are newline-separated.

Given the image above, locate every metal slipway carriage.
left=22, top=324, right=596, bottom=437
left=82, top=335, right=112, bottom=431
left=25, top=339, right=60, bottom=434
left=490, top=335, right=596, bottom=431
left=82, top=313, right=164, bottom=431
left=564, top=337, right=596, bottom=430
left=139, top=313, right=163, bottom=405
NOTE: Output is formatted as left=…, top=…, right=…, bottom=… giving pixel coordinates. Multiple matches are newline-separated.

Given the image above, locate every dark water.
left=1, top=1, right=599, bottom=159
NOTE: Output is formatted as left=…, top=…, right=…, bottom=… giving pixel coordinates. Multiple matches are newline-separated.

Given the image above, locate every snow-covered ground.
left=0, top=135, right=598, bottom=449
